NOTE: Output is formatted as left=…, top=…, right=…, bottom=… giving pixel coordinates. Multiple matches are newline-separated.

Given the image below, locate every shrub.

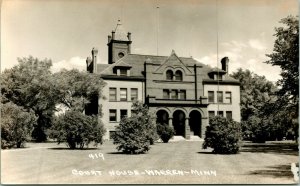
left=49, top=110, right=105, bottom=149
left=1, top=102, right=37, bottom=149
left=203, top=116, right=241, bottom=154
left=157, top=123, right=175, bottom=143
left=112, top=101, right=157, bottom=154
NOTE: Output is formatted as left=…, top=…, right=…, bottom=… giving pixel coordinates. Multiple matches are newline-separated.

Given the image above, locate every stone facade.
left=86, top=20, right=241, bottom=140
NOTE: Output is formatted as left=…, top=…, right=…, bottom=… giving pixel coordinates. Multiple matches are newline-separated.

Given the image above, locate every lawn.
left=1, top=140, right=298, bottom=184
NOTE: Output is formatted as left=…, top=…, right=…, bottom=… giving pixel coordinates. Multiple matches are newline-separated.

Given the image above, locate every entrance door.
left=189, top=110, right=202, bottom=137
left=173, top=110, right=185, bottom=136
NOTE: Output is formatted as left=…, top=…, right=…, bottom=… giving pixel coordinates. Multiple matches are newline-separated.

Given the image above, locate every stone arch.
left=156, top=110, right=169, bottom=125
left=172, top=110, right=186, bottom=136
left=189, top=110, right=202, bottom=137
left=188, top=108, right=206, bottom=118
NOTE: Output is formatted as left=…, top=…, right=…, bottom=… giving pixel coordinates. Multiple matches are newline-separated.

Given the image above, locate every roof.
left=114, top=20, right=128, bottom=41
left=97, top=52, right=239, bottom=83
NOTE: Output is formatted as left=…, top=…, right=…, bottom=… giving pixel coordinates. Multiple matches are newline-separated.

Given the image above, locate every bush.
left=203, top=116, right=241, bottom=154
left=1, top=102, right=37, bottom=149
left=112, top=101, right=157, bottom=154
left=49, top=110, right=105, bottom=149
left=157, top=123, right=175, bottom=143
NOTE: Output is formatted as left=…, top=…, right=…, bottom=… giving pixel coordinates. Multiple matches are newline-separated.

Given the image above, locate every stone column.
left=168, top=117, right=173, bottom=129
left=185, top=117, right=190, bottom=139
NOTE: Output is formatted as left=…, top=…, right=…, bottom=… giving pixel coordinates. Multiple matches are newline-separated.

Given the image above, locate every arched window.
left=175, top=70, right=183, bottom=81
left=166, top=70, right=173, bottom=80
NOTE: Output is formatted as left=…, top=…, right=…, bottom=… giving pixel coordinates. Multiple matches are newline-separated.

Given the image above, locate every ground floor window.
left=208, top=111, right=215, bottom=118
left=120, top=109, right=128, bottom=119
left=226, top=111, right=232, bottom=120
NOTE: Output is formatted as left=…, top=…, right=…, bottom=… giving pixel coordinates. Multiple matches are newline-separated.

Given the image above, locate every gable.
left=154, top=50, right=192, bottom=74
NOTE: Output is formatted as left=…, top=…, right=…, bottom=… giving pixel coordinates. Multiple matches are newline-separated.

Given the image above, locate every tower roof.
left=114, top=20, right=128, bottom=41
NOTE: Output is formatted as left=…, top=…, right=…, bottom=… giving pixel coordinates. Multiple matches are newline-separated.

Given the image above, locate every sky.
left=1, top=0, right=299, bottom=81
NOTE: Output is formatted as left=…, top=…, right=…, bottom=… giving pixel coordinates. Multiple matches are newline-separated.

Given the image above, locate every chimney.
left=86, top=57, right=92, bottom=73
left=92, top=48, right=98, bottom=73
left=108, top=35, right=112, bottom=43
left=127, top=32, right=131, bottom=41
left=112, top=31, right=115, bottom=40
left=221, top=57, right=229, bottom=74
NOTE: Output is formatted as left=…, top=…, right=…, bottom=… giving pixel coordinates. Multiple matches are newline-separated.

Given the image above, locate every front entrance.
left=173, top=110, right=185, bottom=136
left=189, top=110, right=202, bottom=137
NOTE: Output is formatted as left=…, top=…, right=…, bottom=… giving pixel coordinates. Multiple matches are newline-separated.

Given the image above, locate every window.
left=171, top=90, right=178, bottom=99
left=120, top=88, right=127, bottom=101
left=166, top=70, right=173, bottom=80
left=120, top=69, right=127, bottom=76
left=131, top=88, right=138, bottom=101
left=109, top=109, right=117, bottom=122
left=208, top=111, right=215, bottom=118
left=225, top=92, right=232, bottom=104
left=218, top=111, right=224, bottom=117
left=163, top=89, right=170, bottom=99
left=120, top=109, right=128, bottom=119
left=175, top=70, right=183, bottom=81
left=217, top=91, right=223, bottom=103
left=216, top=74, right=223, bottom=80
left=178, top=90, right=186, bottom=100
left=109, top=88, right=117, bottom=101
left=226, top=111, right=232, bottom=120
left=208, top=91, right=214, bottom=103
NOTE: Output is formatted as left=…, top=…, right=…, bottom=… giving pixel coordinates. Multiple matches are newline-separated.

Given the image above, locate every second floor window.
left=171, top=90, right=178, bottom=99
left=178, top=90, right=186, bottom=100
left=208, top=91, right=214, bottom=103
left=120, top=88, right=127, bottom=101
left=166, top=70, right=173, bottom=80
left=163, top=89, right=170, bottom=99
left=175, top=70, right=183, bottom=81
left=109, top=88, right=117, bottom=101
left=109, top=109, right=117, bottom=122
left=225, top=91, right=232, bottom=104
left=217, top=91, right=223, bottom=103
left=131, top=88, right=138, bottom=101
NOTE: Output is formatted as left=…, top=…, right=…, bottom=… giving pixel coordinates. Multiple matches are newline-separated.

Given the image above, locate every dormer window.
left=166, top=70, right=173, bottom=80
left=120, top=69, right=127, bottom=76
left=175, top=70, right=183, bottom=81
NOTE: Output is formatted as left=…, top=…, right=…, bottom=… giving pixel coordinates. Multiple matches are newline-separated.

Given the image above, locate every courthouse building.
left=86, top=20, right=241, bottom=140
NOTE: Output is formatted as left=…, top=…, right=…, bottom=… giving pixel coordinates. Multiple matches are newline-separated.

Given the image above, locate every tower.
left=107, top=20, right=132, bottom=64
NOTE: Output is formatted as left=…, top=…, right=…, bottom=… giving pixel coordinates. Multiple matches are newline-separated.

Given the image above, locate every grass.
left=1, top=140, right=298, bottom=184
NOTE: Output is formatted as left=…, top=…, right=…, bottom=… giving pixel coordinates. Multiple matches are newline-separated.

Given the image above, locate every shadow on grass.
left=48, top=147, right=100, bottom=150
left=249, top=164, right=294, bottom=179
left=240, top=142, right=298, bottom=156
left=107, top=151, right=148, bottom=155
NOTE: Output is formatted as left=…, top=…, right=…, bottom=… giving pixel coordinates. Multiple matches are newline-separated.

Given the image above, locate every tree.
left=1, top=102, right=37, bottom=149
left=53, top=69, right=106, bottom=113
left=265, top=15, right=299, bottom=107
left=231, top=68, right=277, bottom=121
left=1, top=56, right=58, bottom=142
left=203, top=116, right=241, bottom=154
left=265, top=15, right=299, bottom=141
left=112, top=101, right=158, bottom=154
left=49, top=110, right=105, bottom=149
left=231, top=68, right=296, bottom=142
left=156, top=123, right=175, bottom=143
